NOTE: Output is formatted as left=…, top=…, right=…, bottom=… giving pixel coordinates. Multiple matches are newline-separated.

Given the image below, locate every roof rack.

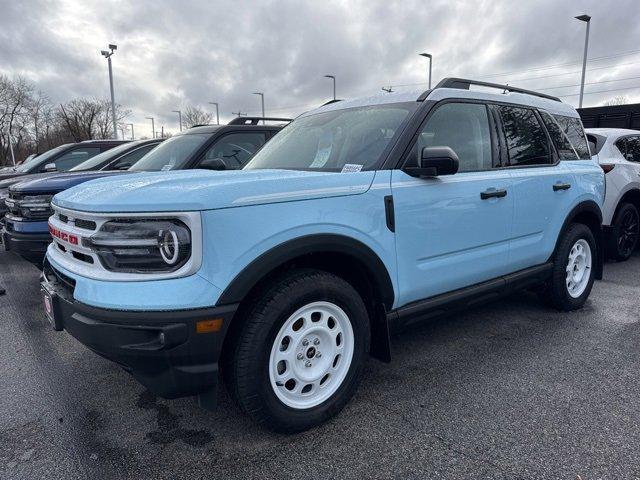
left=227, top=116, right=292, bottom=126
left=428, top=77, right=562, bottom=103
left=321, top=99, right=342, bottom=106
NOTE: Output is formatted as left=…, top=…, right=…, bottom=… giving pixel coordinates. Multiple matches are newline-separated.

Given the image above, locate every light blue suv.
left=41, top=78, right=604, bottom=432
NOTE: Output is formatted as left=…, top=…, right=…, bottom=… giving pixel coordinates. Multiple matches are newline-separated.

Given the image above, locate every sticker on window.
left=310, top=131, right=334, bottom=168
left=341, top=164, right=363, bottom=173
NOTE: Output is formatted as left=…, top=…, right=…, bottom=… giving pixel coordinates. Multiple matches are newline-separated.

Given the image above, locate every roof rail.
left=321, top=99, right=342, bottom=107
left=227, top=116, right=292, bottom=126
left=430, top=77, right=562, bottom=103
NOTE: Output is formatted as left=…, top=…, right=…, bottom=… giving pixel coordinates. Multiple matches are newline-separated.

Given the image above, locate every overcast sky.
left=1, top=0, right=639, bottom=138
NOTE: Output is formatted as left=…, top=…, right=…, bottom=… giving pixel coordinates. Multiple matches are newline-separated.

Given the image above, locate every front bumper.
left=41, top=260, right=237, bottom=401
left=3, top=229, right=50, bottom=263
left=3, top=215, right=50, bottom=262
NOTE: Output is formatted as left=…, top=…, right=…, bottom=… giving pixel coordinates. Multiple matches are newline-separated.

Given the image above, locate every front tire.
left=227, top=269, right=370, bottom=433
left=607, top=202, right=639, bottom=262
left=542, top=223, right=596, bottom=311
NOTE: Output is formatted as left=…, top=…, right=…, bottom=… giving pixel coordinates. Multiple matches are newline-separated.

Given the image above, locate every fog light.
left=158, top=332, right=166, bottom=345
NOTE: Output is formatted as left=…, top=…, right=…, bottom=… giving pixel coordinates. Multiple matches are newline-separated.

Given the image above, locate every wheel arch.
left=614, top=188, right=640, bottom=219
left=217, top=234, right=395, bottom=362
left=554, top=200, right=604, bottom=280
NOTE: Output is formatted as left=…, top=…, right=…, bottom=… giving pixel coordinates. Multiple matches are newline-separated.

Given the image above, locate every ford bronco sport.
left=41, top=78, right=604, bottom=432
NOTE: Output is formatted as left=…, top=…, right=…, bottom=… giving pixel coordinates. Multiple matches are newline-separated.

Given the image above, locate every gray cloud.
left=1, top=0, right=639, bottom=138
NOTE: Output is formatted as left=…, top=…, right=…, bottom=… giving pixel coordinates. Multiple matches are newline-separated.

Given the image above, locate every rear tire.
left=541, top=223, right=596, bottom=311
left=607, top=202, right=639, bottom=262
left=226, top=269, right=370, bottom=433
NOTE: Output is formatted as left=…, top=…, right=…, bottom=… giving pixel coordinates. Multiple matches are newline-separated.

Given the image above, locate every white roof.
left=585, top=128, right=638, bottom=138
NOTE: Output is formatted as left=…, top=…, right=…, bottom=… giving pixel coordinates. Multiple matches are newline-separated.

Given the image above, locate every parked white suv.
left=586, top=128, right=640, bottom=261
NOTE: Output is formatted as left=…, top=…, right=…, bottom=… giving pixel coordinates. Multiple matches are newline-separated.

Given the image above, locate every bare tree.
left=57, top=99, right=130, bottom=141
left=603, top=95, right=628, bottom=106
left=182, top=105, right=213, bottom=129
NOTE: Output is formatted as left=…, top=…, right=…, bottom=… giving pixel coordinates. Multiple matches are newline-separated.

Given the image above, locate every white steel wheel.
left=565, top=238, right=592, bottom=298
left=269, top=301, right=355, bottom=410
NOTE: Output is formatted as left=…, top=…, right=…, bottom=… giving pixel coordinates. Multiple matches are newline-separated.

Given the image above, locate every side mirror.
left=199, top=158, right=227, bottom=171
left=404, top=146, right=459, bottom=177
left=43, top=163, right=57, bottom=172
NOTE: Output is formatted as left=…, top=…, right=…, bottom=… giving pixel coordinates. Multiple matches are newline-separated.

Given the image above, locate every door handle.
left=553, top=182, right=571, bottom=191
left=480, top=188, right=507, bottom=200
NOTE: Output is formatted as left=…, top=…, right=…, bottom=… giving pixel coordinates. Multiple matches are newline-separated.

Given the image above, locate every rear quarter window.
left=552, top=115, right=591, bottom=159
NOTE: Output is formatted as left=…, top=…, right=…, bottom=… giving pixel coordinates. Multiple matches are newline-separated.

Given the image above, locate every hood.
left=0, top=171, right=27, bottom=182
left=0, top=172, right=58, bottom=191
left=53, top=169, right=376, bottom=213
left=11, top=170, right=133, bottom=194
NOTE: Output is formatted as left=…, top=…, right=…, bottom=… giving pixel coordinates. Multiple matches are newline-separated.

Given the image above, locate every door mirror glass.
left=199, top=157, right=227, bottom=171
left=43, top=162, right=57, bottom=172
left=405, top=147, right=459, bottom=177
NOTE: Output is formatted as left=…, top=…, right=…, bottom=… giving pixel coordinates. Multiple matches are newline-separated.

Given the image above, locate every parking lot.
left=0, top=249, right=638, bottom=479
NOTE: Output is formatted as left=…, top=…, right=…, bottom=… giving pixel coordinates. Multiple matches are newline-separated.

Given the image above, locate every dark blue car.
left=3, top=139, right=163, bottom=263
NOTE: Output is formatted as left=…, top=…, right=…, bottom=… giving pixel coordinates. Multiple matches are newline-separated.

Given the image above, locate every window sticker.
left=310, top=131, right=334, bottom=168
left=341, top=164, right=363, bottom=173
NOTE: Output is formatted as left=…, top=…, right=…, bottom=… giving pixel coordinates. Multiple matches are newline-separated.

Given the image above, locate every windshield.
left=244, top=103, right=416, bottom=172
left=71, top=141, right=143, bottom=171
left=129, top=134, right=210, bottom=171
left=15, top=144, right=71, bottom=172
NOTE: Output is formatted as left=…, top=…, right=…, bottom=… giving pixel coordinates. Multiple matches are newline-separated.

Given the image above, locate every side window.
left=50, top=147, right=101, bottom=171
left=615, top=138, right=627, bottom=157
left=552, top=115, right=591, bottom=159
left=626, top=137, right=640, bottom=162
left=411, top=102, right=493, bottom=172
left=109, top=144, right=157, bottom=170
left=499, top=106, right=552, bottom=166
left=200, top=132, right=266, bottom=169
left=539, top=111, right=579, bottom=160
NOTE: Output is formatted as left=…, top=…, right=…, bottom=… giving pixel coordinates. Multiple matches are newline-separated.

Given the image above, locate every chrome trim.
left=47, top=204, right=203, bottom=282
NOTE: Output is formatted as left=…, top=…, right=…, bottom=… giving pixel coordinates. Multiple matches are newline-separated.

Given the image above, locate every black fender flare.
left=554, top=200, right=604, bottom=280
left=216, top=234, right=396, bottom=309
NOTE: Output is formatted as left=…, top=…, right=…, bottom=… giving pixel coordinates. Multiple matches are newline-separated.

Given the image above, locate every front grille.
left=74, top=218, right=97, bottom=230
left=6, top=192, right=54, bottom=220
left=59, top=213, right=69, bottom=223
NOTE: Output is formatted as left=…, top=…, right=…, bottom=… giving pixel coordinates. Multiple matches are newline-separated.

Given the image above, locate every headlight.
left=85, top=219, right=191, bottom=273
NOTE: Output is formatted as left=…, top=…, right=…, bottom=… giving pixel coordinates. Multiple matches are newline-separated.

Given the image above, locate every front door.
left=392, top=101, right=513, bottom=307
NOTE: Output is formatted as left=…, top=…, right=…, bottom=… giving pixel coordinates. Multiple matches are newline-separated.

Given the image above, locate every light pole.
left=145, top=117, right=155, bottom=138
left=172, top=110, right=182, bottom=131
left=324, top=75, right=336, bottom=100
left=419, top=53, right=432, bottom=89
left=127, top=123, right=134, bottom=140
left=208, top=102, right=220, bottom=125
left=575, top=14, right=591, bottom=108
left=100, top=44, right=118, bottom=139
left=253, top=92, right=265, bottom=124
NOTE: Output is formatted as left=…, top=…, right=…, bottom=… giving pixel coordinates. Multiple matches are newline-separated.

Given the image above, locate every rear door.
left=392, top=101, right=514, bottom=306
left=501, top=106, right=578, bottom=270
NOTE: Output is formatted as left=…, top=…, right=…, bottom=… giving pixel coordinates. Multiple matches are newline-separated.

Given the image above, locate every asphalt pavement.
left=1, top=249, right=640, bottom=479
